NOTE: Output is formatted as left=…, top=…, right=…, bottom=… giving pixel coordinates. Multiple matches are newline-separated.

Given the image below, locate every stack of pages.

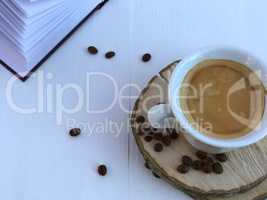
left=0, top=0, right=106, bottom=80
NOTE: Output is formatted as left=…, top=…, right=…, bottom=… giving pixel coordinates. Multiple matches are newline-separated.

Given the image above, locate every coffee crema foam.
left=180, top=59, right=266, bottom=139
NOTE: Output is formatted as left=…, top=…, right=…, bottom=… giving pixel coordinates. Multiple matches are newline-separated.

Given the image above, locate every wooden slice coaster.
left=130, top=61, right=267, bottom=199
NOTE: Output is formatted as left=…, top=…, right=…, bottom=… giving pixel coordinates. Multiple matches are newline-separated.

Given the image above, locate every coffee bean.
left=168, top=129, right=179, bottom=140
left=149, top=127, right=160, bottom=135
left=192, top=160, right=202, bottom=170
left=139, top=124, right=151, bottom=135
left=136, top=115, right=145, bottom=123
left=171, top=132, right=179, bottom=140
left=137, top=132, right=144, bottom=136
left=105, top=51, right=115, bottom=59
left=204, top=157, right=214, bottom=165
left=154, top=143, right=163, bottom=152
left=144, top=135, right=153, bottom=142
left=143, top=126, right=152, bottom=133
left=202, top=162, right=212, bottom=174
left=151, top=127, right=160, bottom=134
left=166, top=128, right=175, bottom=134
left=69, top=128, right=81, bottom=137
left=177, top=164, right=189, bottom=174
left=215, top=153, right=228, bottom=162
left=148, top=132, right=154, bottom=136
left=145, top=162, right=151, bottom=170
left=152, top=172, right=161, bottom=178
left=162, top=136, right=172, bottom=146
left=154, top=132, right=163, bottom=141
left=87, top=46, right=98, bottom=54
left=137, top=126, right=145, bottom=136
left=142, top=53, right=151, bottom=62
left=212, top=162, right=223, bottom=174
left=196, top=151, right=207, bottom=160
left=182, top=156, right=193, bottom=167
left=162, top=128, right=170, bottom=135
left=97, top=165, right=107, bottom=176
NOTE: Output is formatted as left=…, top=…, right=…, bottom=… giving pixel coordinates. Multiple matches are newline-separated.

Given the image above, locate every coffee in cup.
left=180, top=59, right=266, bottom=139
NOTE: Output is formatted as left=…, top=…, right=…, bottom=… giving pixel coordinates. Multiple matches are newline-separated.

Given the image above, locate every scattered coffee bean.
left=137, top=126, right=145, bottom=136
left=212, top=162, right=223, bottom=174
left=139, top=124, right=151, bottom=135
left=204, top=157, right=214, bottom=165
left=87, top=46, right=98, bottom=54
left=137, top=132, right=144, bottom=136
left=162, top=136, right=172, bottom=146
left=142, top=53, right=151, bottom=62
left=97, top=165, right=107, bottom=176
left=170, top=132, right=179, bottom=140
left=162, top=128, right=170, bottom=135
left=144, top=135, right=153, bottom=142
left=177, top=164, right=190, bottom=174
left=151, top=127, right=160, bottom=134
left=215, top=153, right=228, bottom=162
left=154, top=143, right=163, bottom=152
left=152, top=172, right=161, bottom=178
left=105, top=51, right=115, bottom=59
left=168, top=129, right=179, bottom=140
left=192, top=160, right=202, bottom=170
left=69, top=128, right=81, bottom=137
left=196, top=151, right=207, bottom=160
left=145, top=162, right=151, bottom=170
left=202, top=162, right=212, bottom=174
left=136, top=115, right=145, bottom=123
left=182, top=156, right=193, bottom=167
left=166, top=128, right=175, bottom=134
left=154, top=132, right=163, bottom=141
left=143, top=126, right=151, bottom=133
left=148, top=129, right=155, bottom=135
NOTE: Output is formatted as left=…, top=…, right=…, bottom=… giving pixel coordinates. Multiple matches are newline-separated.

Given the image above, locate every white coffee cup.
left=148, top=46, right=267, bottom=153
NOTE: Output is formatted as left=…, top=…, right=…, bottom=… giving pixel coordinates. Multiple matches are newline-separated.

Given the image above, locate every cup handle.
left=147, top=104, right=176, bottom=129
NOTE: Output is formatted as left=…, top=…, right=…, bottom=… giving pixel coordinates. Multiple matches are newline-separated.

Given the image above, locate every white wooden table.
left=0, top=0, right=267, bottom=199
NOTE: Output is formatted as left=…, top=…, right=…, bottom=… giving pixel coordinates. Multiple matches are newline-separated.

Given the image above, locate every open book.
left=0, top=0, right=108, bottom=81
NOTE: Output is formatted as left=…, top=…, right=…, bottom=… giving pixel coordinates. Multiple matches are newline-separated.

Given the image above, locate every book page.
left=9, top=0, right=66, bottom=17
